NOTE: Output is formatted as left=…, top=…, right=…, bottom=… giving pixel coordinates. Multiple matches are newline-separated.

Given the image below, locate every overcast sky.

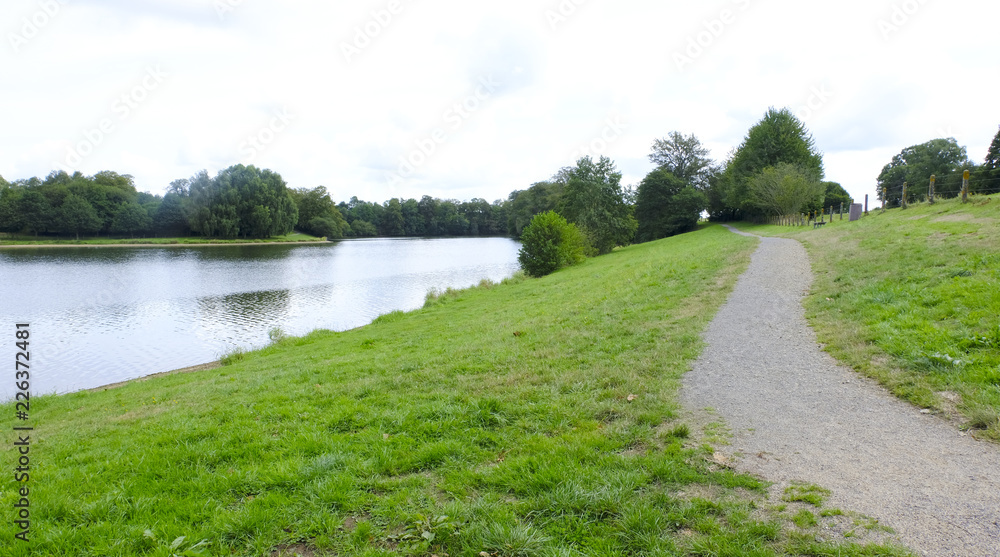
left=3, top=0, right=998, bottom=205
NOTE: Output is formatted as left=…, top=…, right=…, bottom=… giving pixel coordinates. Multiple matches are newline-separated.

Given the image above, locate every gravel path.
left=682, top=226, right=1000, bottom=556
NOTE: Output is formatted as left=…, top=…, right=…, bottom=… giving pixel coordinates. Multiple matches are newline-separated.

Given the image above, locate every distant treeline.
left=0, top=165, right=516, bottom=240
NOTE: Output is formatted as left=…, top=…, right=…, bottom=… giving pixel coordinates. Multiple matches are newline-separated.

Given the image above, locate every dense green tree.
left=59, top=194, right=103, bottom=240
left=290, top=186, right=348, bottom=238
left=154, top=192, right=190, bottom=236
left=747, top=163, right=825, bottom=216
left=559, top=156, right=637, bottom=254
left=507, top=181, right=564, bottom=237
left=350, top=219, right=377, bottom=237
left=187, top=165, right=297, bottom=239
left=111, top=202, right=153, bottom=238
left=648, top=132, right=716, bottom=188
left=16, top=189, right=53, bottom=236
left=401, top=198, right=424, bottom=236
left=980, top=126, right=1000, bottom=189
left=380, top=198, right=406, bottom=236
left=634, top=169, right=706, bottom=243
left=417, top=196, right=441, bottom=235
left=716, top=107, right=824, bottom=218
left=517, top=211, right=588, bottom=277
left=822, top=182, right=851, bottom=210
left=877, top=138, right=969, bottom=205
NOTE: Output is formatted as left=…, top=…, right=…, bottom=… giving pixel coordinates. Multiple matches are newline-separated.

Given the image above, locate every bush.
left=517, top=211, right=588, bottom=277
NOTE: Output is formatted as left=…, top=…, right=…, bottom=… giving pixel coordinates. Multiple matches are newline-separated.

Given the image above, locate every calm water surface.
left=0, top=237, right=520, bottom=399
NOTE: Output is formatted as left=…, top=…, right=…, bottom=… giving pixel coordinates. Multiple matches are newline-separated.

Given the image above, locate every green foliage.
left=876, top=138, right=970, bottom=205
left=823, top=182, right=852, bottom=211
left=634, top=168, right=706, bottom=242
left=58, top=194, right=103, bottom=240
left=516, top=210, right=588, bottom=277
left=714, top=107, right=824, bottom=219
left=507, top=180, right=564, bottom=237
left=111, top=201, right=153, bottom=238
left=187, top=165, right=298, bottom=239
left=290, top=186, right=348, bottom=238
left=747, top=163, right=825, bottom=217
left=648, top=131, right=717, bottom=188
left=559, top=156, right=637, bottom=254
left=783, top=484, right=831, bottom=506
left=154, top=192, right=189, bottom=236
left=348, top=219, right=377, bottom=237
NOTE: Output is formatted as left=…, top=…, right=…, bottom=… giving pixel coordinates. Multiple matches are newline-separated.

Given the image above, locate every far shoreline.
left=0, top=240, right=330, bottom=249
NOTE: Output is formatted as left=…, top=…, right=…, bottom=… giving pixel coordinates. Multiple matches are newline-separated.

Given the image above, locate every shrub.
left=517, top=211, right=588, bottom=277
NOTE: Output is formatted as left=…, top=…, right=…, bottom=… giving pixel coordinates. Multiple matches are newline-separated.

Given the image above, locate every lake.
left=0, top=237, right=521, bottom=400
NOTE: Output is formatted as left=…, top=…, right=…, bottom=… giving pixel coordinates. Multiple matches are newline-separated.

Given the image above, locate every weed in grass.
left=792, top=509, right=818, bottom=528
left=783, top=483, right=831, bottom=506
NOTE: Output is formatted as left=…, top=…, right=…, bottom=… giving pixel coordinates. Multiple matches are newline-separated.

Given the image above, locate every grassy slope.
left=0, top=233, right=324, bottom=246
left=739, top=195, right=1000, bottom=440
left=1, top=225, right=908, bottom=556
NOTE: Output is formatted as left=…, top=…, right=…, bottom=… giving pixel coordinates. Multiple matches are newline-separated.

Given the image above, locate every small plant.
left=792, top=509, right=817, bottom=529
left=268, top=326, right=288, bottom=344
left=219, top=346, right=247, bottom=365
left=783, top=483, right=830, bottom=506
left=142, top=531, right=211, bottom=557
left=387, top=514, right=463, bottom=554
left=667, top=423, right=690, bottom=439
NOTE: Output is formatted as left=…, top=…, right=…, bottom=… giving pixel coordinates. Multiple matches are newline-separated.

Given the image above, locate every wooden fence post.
left=901, top=182, right=908, bottom=209
left=962, top=170, right=970, bottom=203
left=864, top=194, right=869, bottom=215
left=929, top=175, right=936, bottom=204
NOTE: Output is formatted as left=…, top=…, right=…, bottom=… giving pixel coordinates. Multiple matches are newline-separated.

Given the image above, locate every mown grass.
left=0, top=232, right=325, bottom=246
left=739, top=195, right=1000, bottom=440
left=1, top=225, right=909, bottom=556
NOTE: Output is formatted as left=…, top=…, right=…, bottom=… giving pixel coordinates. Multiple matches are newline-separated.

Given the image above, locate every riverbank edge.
left=85, top=361, right=223, bottom=393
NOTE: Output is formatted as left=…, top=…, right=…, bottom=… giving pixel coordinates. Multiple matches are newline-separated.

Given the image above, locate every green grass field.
left=739, top=194, right=1000, bottom=440
left=0, top=232, right=325, bottom=246
left=0, top=225, right=910, bottom=556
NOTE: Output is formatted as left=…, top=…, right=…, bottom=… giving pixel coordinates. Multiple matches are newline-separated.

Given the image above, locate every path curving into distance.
left=682, top=225, right=1000, bottom=557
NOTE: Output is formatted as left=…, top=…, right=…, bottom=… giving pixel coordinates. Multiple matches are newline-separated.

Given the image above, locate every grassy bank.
left=739, top=195, right=1000, bottom=440
left=1, top=225, right=907, bottom=556
left=0, top=232, right=325, bottom=247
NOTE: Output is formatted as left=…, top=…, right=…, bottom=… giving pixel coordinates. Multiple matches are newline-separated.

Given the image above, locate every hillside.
left=741, top=194, right=1000, bottom=440
left=0, top=225, right=910, bottom=556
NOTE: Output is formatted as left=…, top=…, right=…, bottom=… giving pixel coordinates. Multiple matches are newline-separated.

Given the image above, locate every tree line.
left=4, top=111, right=998, bottom=247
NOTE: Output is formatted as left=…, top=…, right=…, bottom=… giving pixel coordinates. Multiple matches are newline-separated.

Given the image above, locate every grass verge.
left=738, top=195, right=1000, bottom=440
left=1, top=225, right=909, bottom=555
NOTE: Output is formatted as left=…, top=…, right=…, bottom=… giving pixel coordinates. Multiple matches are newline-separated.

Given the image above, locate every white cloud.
left=2, top=0, right=998, bottom=207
